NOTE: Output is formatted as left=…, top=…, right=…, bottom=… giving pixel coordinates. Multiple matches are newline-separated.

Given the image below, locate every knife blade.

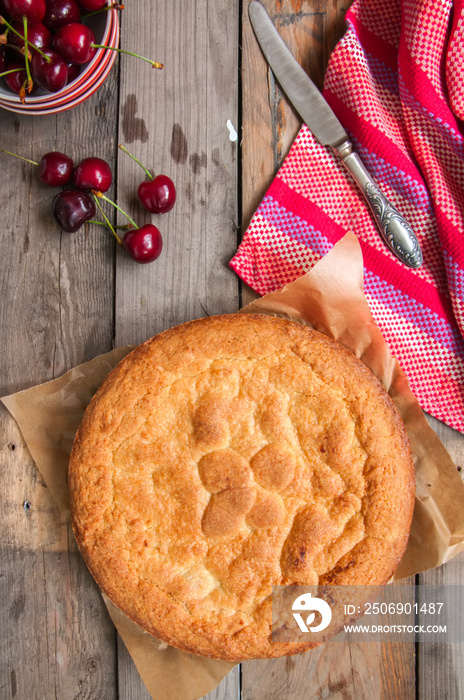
left=248, top=0, right=423, bottom=269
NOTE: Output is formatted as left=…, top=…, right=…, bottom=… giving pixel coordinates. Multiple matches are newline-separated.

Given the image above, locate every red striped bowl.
left=0, top=3, right=119, bottom=114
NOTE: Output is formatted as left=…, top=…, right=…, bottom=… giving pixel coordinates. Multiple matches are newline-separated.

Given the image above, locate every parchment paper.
left=3, top=232, right=464, bottom=699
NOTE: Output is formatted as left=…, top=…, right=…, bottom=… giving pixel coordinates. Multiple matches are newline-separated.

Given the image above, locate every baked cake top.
left=69, top=314, right=415, bottom=660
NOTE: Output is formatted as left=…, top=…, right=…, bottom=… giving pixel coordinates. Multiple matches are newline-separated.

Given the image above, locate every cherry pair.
left=0, top=147, right=107, bottom=188
left=53, top=188, right=163, bottom=264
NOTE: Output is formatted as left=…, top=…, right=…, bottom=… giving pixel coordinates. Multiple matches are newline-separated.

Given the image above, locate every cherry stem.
left=92, top=190, right=138, bottom=230
left=88, top=219, right=134, bottom=230
left=83, top=3, right=125, bottom=18
left=0, top=67, right=24, bottom=78
left=0, top=15, right=50, bottom=61
left=118, top=144, right=153, bottom=180
left=0, top=147, right=38, bottom=165
left=90, top=44, right=163, bottom=69
left=92, top=194, right=123, bottom=245
left=22, top=17, right=33, bottom=94
left=19, top=79, right=27, bottom=104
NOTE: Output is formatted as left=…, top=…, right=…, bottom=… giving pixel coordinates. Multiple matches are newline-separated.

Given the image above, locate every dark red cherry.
left=39, top=151, right=74, bottom=186
left=73, top=157, right=112, bottom=192
left=43, top=0, right=81, bottom=30
left=138, top=175, right=176, bottom=214
left=52, top=22, right=96, bottom=65
left=4, top=59, right=27, bottom=94
left=118, top=145, right=176, bottom=215
left=52, top=189, right=96, bottom=232
left=0, top=48, right=6, bottom=73
left=122, top=224, right=163, bottom=263
left=4, top=0, right=46, bottom=23
left=65, top=61, right=81, bottom=83
left=31, top=48, right=68, bottom=91
left=9, top=21, right=52, bottom=50
left=77, top=0, right=107, bottom=11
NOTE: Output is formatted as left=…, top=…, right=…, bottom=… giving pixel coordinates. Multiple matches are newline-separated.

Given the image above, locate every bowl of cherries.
left=0, top=0, right=121, bottom=114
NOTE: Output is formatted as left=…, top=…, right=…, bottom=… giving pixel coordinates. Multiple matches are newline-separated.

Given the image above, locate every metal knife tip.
left=249, top=0, right=264, bottom=19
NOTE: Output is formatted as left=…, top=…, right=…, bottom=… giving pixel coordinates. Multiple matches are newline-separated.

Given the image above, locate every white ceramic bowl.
left=0, top=2, right=119, bottom=114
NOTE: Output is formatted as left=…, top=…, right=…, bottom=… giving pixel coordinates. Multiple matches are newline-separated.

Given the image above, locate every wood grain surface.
left=0, top=1, right=462, bottom=699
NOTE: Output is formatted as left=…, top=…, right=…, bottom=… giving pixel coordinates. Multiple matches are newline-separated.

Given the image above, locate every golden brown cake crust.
left=69, top=314, right=415, bottom=661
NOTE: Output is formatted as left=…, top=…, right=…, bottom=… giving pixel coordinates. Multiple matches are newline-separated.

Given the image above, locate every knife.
left=248, top=0, right=423, bottom=269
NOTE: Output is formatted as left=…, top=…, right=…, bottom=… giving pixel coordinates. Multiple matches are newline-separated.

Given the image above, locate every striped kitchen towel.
left=231, top=0, right=464, bottom=432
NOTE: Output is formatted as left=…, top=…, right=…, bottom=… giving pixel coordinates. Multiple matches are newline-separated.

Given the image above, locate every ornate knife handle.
left=332, top=142, right=423, bottom=269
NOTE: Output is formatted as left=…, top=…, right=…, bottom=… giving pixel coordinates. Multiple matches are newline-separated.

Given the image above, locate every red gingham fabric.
left=230, top=0, right=464, bottom=432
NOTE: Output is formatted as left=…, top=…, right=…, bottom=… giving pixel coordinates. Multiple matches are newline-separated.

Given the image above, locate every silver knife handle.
left=334, top=145, right=423, bottom=269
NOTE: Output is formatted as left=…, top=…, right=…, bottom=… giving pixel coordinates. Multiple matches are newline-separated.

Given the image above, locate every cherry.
left=39, top=151, right=74, bottom=186
left=4, top=58, right=27, bottom=94
left=52, top=22, right=96, bottom=65
left=119, top=145, right=176, bottom=214
left=77, top=0, right=106, bottom=10
left=3, top=0, right=46, bottom=23
left=65, top=61, right=80, bottom=83
left=43, top=0, right=81, bottom=30
left=138, top=175, right=176, bottom=214
left=9, top=20, right=52, bottom=50
left=122, top=224, right=163, bottom=263
left=92, top=190, right=164, bottom=264
left=53, top=189, right=96, bottom=232
left=0, top=47, right=6, bottom=72
left=31, top=48, right=68, bottom=91
left=0, top=147, right=74, bottom=186
left=52, top=21, right=162, bottom=70
left=74, top=157, right=112, bottom=192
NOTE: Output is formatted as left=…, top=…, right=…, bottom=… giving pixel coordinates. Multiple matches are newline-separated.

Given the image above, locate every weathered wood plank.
left=417, top=417, right=464, bottom=700
left=0, top=73, right=119, bottom=698
left=114, top=0, right=240, bottom=349
left=242, top=634, right=415, bottom=700
left=114, top=1, right=241, bottom=697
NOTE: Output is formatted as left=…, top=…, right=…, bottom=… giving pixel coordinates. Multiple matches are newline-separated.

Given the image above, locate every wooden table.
left=1, top=1, right=463, bottom=698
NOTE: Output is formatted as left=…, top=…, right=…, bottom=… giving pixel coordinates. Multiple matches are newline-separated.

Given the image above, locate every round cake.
left=69, top=313, right=415, bottom=660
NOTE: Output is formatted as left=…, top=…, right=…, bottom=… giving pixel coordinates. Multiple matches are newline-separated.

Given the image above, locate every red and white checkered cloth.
left=231, top=0, right=464, bottom=432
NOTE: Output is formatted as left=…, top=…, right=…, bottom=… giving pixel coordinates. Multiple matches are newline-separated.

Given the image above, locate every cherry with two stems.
left=119, top=144, right=176, bottom=214
left=93, top=190, right=163, bottom=264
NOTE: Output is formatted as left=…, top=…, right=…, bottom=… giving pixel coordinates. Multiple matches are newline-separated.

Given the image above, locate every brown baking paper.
left=3, top=232, right=464, bottom=699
